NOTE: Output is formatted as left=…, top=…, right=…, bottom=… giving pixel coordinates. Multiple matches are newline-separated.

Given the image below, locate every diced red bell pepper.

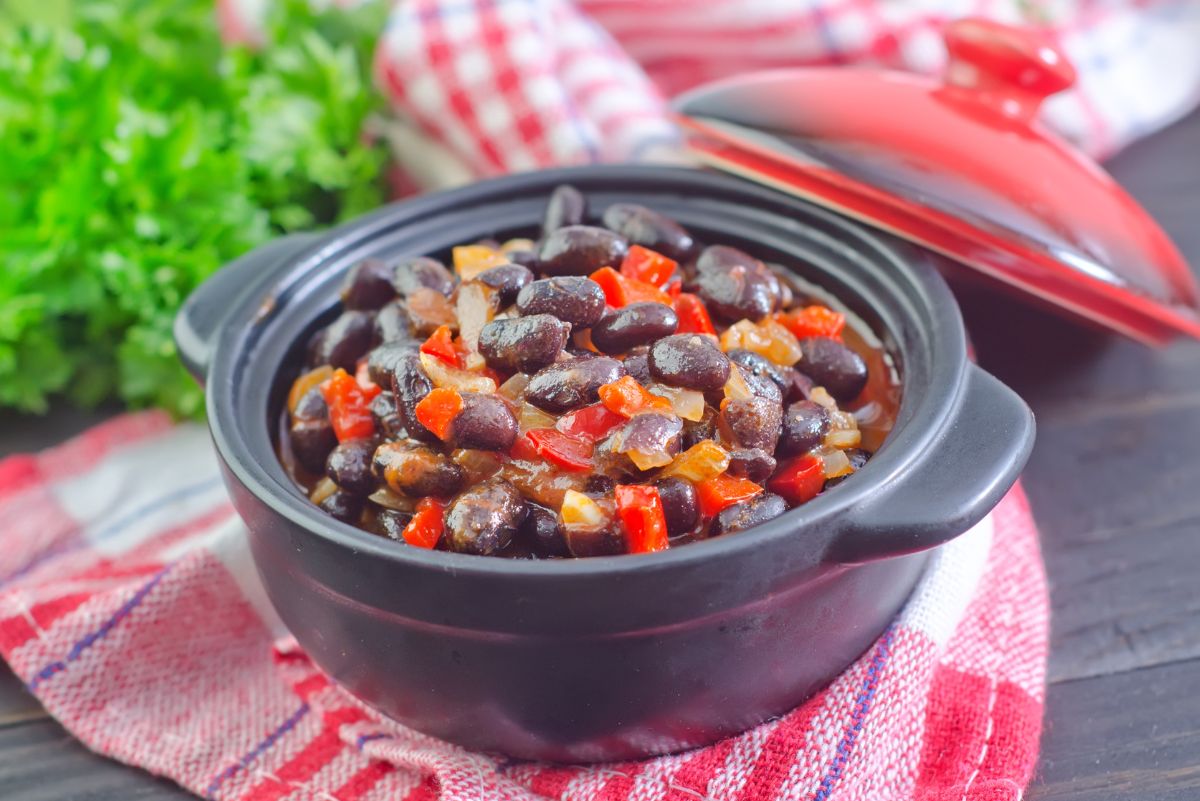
left=675, top=293, right=716, bottom=336
left=767, top=454, right=826, bottom=506
left=695, top=473, right=763, bottom=517
left=518, top=429, right=593, bottom=472
left=598, top=375, right=672, bottom=418
left=420, top=324, right=460, bottom=367
left=620, top=245, right=677, bottom=287
left=402, top=498, right=446, bottom=549
left=589, top=267, right=673, bottom=308
left=663, top=276, right=683, bottom=300
left=556, top=403, right=625, bottom=443
left=614, top=484, right=669, bottom=554
left=776, top=305, right=845, bottom=341
left=320, top=368, right=382, bottom=442
left=414, top=387, right=463, bottom=441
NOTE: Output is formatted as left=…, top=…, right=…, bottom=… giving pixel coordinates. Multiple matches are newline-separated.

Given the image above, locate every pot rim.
left=202, top=165, right=973, bottom=580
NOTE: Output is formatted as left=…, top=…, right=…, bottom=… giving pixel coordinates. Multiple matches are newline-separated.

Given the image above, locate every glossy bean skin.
left=694, top=245, right=781, bottom=322
left=825, top=448, right=871, bottom=489
left=377, top=509, right=413, bottom=541
left=318, top=491, right=363, bottom=523
left=600, top=203, right=694, bottom=260
left=590, top=302, right=679, bottom=355
left=525, top=357, right=625, bottom=413
left=373, top=442, right=465, bottom=498
left=520, top=503, right=569, bottom=557
left=445, top=479, right=528, bottom=556
left=478, top=315, right=571, bottom=374
left=326, top=438, right=379, bottom=495
left=394, top=256, right=455, bottom=297
left=710, top=493, right=787, bottom=536
left=543, top=184, right=587, bottom=235
left=564, top=525, right=624, bottom=557
left=536, top=226, right=627, bottom=276
left=778, top=400, right=831, bottom=457
left=654, top=477, right=699, bottom=537
left=741, top=370, right=783, bottom=404
left=728, top=350, right=793, bottom=398
left=787, top=369, right=817, bottom=403
left=682, top=407, right=718, bottom=450
left=368, top=345, right=436, bottom=442
left=798, top=337, right=869, bottom=402
left=449, top=394, right=519, bottom=451
left=648, top=334, right=731, bottom=391
left=309, top=311, right=374, bottom=370
left=727, top=448, right=777, bottom=484
left=621, top=351, right=652, bottom=385
left=595, top=412, right=683, bottom=476
left=289, top=388, right=336, bottom=473
left=370, top=392, right=407, bottom=439
left=374, top=301, right=415, bottom=344
left=476, top=263, right=534, bottom=306
left=516, top=277, right=606, bottom=328
left=341, top=259, right=396, bottom=310
left=720, top=397, right=783, bottom=453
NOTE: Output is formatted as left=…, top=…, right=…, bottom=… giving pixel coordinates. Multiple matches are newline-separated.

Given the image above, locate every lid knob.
left=943, top=18, right=1076, bottom=120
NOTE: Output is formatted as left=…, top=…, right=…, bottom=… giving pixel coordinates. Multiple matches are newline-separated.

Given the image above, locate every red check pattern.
left=0, top=412, right=1048, bottom=800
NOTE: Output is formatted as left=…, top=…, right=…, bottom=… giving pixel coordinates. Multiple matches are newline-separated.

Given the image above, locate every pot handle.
left=174, top=234, right=320, bottom=381
left=825, top=364, right=1035, bottom=565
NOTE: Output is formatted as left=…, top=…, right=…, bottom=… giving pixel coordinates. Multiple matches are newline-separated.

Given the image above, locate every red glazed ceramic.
left=674, top=18, right=1200, bottom=345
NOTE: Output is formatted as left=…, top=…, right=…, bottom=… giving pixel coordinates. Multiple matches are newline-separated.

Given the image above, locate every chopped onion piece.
left=499, top=372, right=531, bottom=401
left=456, top=281, right=497, bottom=358
left=661, top=440, right=730, bottom=483
left=453, top=245, right=507, bottom=280
left=824, top=429, right=862, bottom=449
left=500, top=238, right=536, bottom=255
left=561, top=490, right=607, bottom=527
left=817, top=447, right=853, bottom=478
left=627, top=448, right=676, bottom=471
left=723, top=364, right=755, bottom=402
left=829, top=410, right=859, bottom=432
left=368, top=487, right=415, bottom=511
left=288, top=365, right=333, bottom=415
left=419, top=351, right=498, bottom=394
left=518, top=402, right=558, bottom=434
left=309, top=477, right=338, bottom=505
left=648, top=384, right=706, bottom=421
left=810, top=386, right=838, bottom=411
left=718, top=318, right=802, bottom=366
left=451, top=449, right=506, bottom=483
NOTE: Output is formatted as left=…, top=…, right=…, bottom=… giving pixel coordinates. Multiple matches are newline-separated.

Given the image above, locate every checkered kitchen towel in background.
left=0, top=413, right=1046, bottom=800
left=11, top=0, right=1200, bottom=798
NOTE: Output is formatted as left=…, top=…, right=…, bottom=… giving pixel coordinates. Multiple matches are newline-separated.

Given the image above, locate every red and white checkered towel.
left=219, top=0, right=1200, bottom=186
left=0, top=412, right=1047, bottom=800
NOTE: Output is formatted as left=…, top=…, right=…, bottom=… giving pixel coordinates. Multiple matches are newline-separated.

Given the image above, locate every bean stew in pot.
left=276, top=186, right=901, bottom=558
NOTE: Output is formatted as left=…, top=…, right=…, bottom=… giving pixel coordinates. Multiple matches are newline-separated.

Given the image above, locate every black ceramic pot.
left=175, top=166, right=1034, bottom=762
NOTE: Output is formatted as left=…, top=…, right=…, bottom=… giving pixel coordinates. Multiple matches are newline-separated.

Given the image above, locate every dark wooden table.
left=2, top=111, right=1199, bottom=800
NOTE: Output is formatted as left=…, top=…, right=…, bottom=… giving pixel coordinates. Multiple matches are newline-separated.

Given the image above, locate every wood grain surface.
left=1, top=111, right=1197, bottom=800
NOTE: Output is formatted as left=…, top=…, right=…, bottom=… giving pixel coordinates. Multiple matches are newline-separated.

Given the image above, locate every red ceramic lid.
left=672, top=18, right=1200, bottom=345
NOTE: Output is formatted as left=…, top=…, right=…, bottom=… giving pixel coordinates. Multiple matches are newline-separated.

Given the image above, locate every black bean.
left=682, top=407, right=718, bottom=450
left=600, top=203, right=694, bottom=260
left=478, top=315, right=570, bottom=374
left=369, top=392, right=406, bottom=439
left=621, top=351, right=652, bottom=385
left=787, top=370, right=817, bottom=403
left=449, top=393, right=518, bottom=451
left=445, top=479, right=528, bottom=556
left=525, top=357, right=625, bottom=413
left=741, top=370, right=783, bottom=404
left=798, top=337, right=869, bottom=402
left=319, top=490, right=363, bottom=523
left=377, top=509, right=413, bottom=541
left=394, top=256, right=454, bottom=297
left=341, top=259, right=397, bottom=310
left=710, top=493, right=787, bottom=536
left=520, top=503, right=569, bottom=557
left=292, top=385, right=328, bottom=420
left=381, top=348, right=437, bottom=443
left=374, top=442, right=464, bottom=497
left=720, top=397, right=782, bottom=453
left=290, top=419, right=336, bottom=474
left=610, top=412, right=683, bottom=465
left=564, top=524, right=624, bottom=558
left=476, top=263, right=534, bottom=306
left=366, top=342, right=416, bottom=389
left=536, top=226, right=627, bottom=276
left=507, top=250, right=539, bottom=269
left=728, top=350, right=792, bottom=397
left=310, top=311, right=374, bottom=371
left=778, top=400, right=830, bottom=456
left=727, top=448, right=777, bottom=484
left=648, top=334, right=730, bottom=391
left=654, top=477, right=699, bottom=537
left=325, top=438, right=378, bottom=495
left=516, top=276, right=607, bottom=328
left=825, top=449, right=871, bottom=489
left=543, top=184, right=587, bottom=235
left=374, top=300, right=415, bottom=344
left=694, top=245, right=780, bottom=322
left=590, top=302, right=679, bottom=355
